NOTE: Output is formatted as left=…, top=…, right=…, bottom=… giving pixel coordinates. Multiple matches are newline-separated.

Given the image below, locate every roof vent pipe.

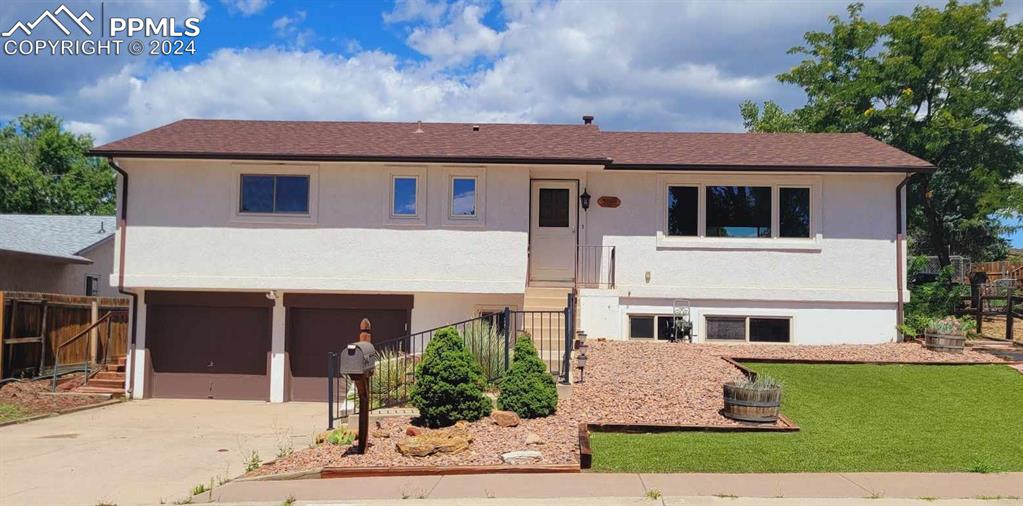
left=414, top=120, right=424, bottom=134
left=582, top=115, right=594, bottom=125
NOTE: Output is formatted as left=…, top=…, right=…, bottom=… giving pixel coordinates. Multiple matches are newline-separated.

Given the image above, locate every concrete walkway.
left=205, top=472, right=1023, bottom=503
left=0, top=399, right=323, bottom=506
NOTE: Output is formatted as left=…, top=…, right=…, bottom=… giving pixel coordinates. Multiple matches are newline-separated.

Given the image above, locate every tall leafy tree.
left=741, top=1, right=1023, bottom=264
left=0, top=114, right=116, bottom=215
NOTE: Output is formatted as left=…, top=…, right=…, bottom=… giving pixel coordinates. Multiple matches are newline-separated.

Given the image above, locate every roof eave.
left=89, top=150, right=612, bottom=166
left=604, top=163, right=935, bottom=173
left=0, top=248, right=93, bottom=264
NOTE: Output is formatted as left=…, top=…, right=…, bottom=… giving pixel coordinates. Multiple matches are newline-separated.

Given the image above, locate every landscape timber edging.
left=319, top=463, right=580, bottom=478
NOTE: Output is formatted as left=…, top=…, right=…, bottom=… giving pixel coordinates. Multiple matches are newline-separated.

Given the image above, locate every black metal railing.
left=577, top=245, right=615, bottom=289
left=328, top=294, right=576, bottom=429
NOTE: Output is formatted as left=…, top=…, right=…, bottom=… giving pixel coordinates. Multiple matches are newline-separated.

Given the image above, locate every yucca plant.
left=460, top=320, right=507, bottom=382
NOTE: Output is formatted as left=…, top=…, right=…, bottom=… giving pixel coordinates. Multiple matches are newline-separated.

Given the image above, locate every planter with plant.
left=409, top=326, right=493, bottom=428
left=924, top=316, right=971, bottom=353
left=722, top=374, right=782, bottom=423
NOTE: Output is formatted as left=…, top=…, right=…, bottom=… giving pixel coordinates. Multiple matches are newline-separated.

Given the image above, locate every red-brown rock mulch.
left=254, top=340, right=1000, bottom=475
left=0, top=375, right=106, bottom=420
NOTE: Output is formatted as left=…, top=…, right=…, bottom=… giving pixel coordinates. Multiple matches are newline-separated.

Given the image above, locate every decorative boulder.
left=502, top=450, right=542, bottom=465
left=395, top=421, right=472, bottom=457
left=491, top=410, right=521, bottom=427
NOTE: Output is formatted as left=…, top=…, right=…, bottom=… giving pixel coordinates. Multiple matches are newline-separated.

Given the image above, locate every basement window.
left=629, top=315, right=685, bottom=340
left=240, top=175, right=310, bottom=214
left=706, top=316, right=791, bottom=343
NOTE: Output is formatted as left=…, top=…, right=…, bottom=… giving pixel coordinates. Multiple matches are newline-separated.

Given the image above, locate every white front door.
left=529, top=180, right=578, bottom=282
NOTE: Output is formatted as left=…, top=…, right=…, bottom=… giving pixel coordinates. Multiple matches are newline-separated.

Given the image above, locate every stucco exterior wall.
left=579, top=171, right=905, bottom=303
left=113, top=159, right=531, bottom=294
left=0, top=239, right=116, bottom=296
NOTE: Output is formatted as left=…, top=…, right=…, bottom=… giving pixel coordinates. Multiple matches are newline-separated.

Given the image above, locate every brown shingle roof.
left=92, top=119, right=934, bottom=172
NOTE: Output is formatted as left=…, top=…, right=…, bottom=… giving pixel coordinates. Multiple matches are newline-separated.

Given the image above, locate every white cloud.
left=222, top=0, right=270, bottom=16
left=406, top=4, right=502, bottom=66
left=272, top=11, right=314, bottom=48
left=383, top=0, right=448, bottom=24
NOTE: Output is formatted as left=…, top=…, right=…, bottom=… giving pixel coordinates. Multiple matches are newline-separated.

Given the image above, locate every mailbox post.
left=340, top=319, right=376, bottom=454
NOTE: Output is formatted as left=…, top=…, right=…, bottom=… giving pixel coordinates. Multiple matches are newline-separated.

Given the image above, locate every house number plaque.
left=597, top=196, right=621, bottom=208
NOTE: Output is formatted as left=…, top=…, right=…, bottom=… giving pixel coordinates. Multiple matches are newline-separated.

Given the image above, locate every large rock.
left=524, top=432, right=544, bottom=445
left=502, top=450, right=542, bottom=465
left=396, top=423, right=473, bottom=457
left=491, top=410, right=521, bottom=427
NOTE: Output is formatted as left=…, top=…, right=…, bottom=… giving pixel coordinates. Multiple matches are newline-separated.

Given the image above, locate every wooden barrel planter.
left=722, top=381, right=781, bottom=423
left=924, top=332, right=966, bottom=353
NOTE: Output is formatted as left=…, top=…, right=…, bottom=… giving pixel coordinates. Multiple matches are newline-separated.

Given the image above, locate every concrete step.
left=94, top=371, right=125, bottom=381
left=87, top=378, right=125, bottom=389
left=75, top=386, right=124, bottom=398
left=104, top=363, right=126, bottom=372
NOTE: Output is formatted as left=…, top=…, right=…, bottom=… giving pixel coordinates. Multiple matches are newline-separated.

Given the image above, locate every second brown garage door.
left=285, top=294, right=412, bottom=401
left=146, top=291, right=272, bottom=400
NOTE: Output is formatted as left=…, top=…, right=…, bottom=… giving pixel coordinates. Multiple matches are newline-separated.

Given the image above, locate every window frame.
left=703, top=314, right=793, bottom=344
left=441, top=167, right=486, bottom=227
left=627, top=314, right=685, bottom=341
left=390, top=175, right=421, bottom=219
left=85, top=274, right=99, bottom=296
left=449, top=175, right=478, bottom=220
left=231, top=164, right=318, bottom=224
left=658, top=175, right=821, bottom=250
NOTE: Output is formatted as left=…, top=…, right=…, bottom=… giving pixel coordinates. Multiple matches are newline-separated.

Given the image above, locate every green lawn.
left=0, top=402, right=29, bottom=423
left=591, top=364, right=1023, bottom=473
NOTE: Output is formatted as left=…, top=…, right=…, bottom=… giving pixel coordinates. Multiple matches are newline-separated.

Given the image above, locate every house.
left=0, top=214, right=117, bottom=296
left=90, top=118, right=933, bottom=401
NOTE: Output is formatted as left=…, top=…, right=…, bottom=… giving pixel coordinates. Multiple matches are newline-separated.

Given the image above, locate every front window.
left=705, top=185, right=771, bottom=238
left=451, top=177, right=477, bottom=217
left=240, top=175, right=309, bottom=214
left=391, top=176, right=418, bottom=217
left=667, top=186, right=698, bottom=236
left=779, top=187, right=811, bottom=238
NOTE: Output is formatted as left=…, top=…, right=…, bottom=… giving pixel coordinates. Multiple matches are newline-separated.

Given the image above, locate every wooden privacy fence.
left=972, top=261, right=1023, bottom=289
left=1, top=291, right=130, bottom=379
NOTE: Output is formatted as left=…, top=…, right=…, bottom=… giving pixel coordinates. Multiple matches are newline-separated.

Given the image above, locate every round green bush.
left=497, top=335, right=558, bottom=418
left=409, top=326, right=493, bottom=428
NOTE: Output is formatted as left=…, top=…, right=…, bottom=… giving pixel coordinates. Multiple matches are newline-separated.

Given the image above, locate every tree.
left=409, top=326, right=493, bottom=428
left=741, top=1, right=1023, bottom=264
left=0, top=114, right=116, bottom=215
left=496, top=335, right=558, bottom=418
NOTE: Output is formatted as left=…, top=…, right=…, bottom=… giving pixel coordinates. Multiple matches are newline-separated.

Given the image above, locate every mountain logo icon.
left=2, top=4, right=95, bottom=37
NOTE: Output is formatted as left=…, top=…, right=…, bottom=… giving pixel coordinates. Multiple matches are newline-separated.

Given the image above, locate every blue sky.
left=0, top=0, right=1020, bottom=245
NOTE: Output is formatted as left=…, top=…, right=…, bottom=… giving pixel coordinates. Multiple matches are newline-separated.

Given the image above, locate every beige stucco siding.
left=0, top=238, right=116, bottom=296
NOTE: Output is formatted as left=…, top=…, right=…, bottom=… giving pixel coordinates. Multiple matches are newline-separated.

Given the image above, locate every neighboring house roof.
left=91, top=119, right=935, bottom=172
left=0, top=214, right=116, bottom=264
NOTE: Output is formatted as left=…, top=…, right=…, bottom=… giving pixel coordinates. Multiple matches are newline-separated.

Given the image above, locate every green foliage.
left=243, top=450, right=261, bottom=473
left=0, top=114, right=116, bottom=215
left=460, top=320, right=506, bottom=382
left=349, top=348, right=414, bottom=408
left=926, top=315, right=975, bottom=336
left=409, top=326, right=492, bottom=428
left=592, top=363, right=1023, bottom=472
left=901, top=259, right=970, bottom=336
left=741, top=2, right=1023, bottom=262
left=325, top=428, right=356, bottom=446
left=497, top=335, right=558, bottom=418
left=734, top=373, right=783, bottom=391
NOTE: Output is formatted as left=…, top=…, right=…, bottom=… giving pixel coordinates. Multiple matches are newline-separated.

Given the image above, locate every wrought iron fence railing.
left=328, top=295, right=575, bottom=428
left=577, top=245, right=615, bottom=289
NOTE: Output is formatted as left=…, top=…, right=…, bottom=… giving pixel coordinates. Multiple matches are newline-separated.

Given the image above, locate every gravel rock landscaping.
left=0, top=375, right=107, bottom=422
left=253, top=340, right=1004, bottom=476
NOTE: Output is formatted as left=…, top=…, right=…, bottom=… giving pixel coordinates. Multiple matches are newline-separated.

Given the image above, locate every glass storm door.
left=529, top=181, right=577, bottom=282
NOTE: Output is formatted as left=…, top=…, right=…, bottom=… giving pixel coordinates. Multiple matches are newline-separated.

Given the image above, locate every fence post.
left=502, top=306, right=511, bottom=373
left=89, top=299, right=99, bottom=365
left=1007, top=289, right=1014, bottom=341
left=562, top=293, right=574, bottom=384
left=327, top=352, right=335, bottom=430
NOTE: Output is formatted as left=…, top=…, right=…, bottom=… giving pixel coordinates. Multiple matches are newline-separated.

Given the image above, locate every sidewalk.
left=201, top=472, right=1023, bottom=503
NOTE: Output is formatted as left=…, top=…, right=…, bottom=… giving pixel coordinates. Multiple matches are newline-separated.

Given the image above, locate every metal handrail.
left=51, top=312, right=113, bottom=391
left=576, top=245, right=615, bottom=289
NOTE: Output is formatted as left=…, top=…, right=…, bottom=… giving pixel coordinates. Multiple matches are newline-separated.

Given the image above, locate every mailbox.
left=340, top=341, right=377, bottom=376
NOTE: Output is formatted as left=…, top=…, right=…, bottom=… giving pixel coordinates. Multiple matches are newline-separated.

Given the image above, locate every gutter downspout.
left=109, top=159, right=139, bottom=398
left=895, top=173, right=912, bottom=340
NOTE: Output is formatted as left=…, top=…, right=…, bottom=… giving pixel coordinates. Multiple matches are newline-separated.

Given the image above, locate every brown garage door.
left=146, top=291, right=272, bottom=400
left=285, top=294, right=412, bottom=401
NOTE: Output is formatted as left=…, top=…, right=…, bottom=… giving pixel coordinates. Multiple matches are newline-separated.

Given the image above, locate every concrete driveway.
left=0, top=399, right=324, bottom=506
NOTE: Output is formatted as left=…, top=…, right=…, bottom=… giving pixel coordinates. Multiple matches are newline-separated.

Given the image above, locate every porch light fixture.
left=580, top=189, right=591, bottom=211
